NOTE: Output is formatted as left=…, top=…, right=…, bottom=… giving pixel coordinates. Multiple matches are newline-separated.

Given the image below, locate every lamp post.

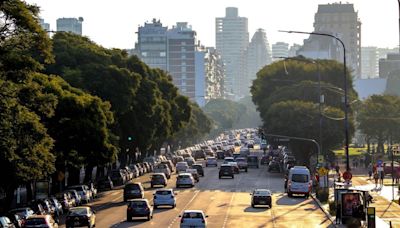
left=279, top=30, right=350, bottom=172
left=398, top=0, right=400, bottom=52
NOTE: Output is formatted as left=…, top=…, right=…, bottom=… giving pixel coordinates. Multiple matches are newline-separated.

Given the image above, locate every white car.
left=153, top=164, right=171, bottom=179
left=179, top=210, right=208, bottom=228
left=153, top=189, right=176, bottom=208
left=176, top=162, right=189, bottom=173
left=176, top=173, right=195, bottom=188
left=206, top=157, right=218, bottom=167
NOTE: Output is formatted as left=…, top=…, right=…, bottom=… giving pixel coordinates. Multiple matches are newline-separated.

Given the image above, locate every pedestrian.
left=368, top=163, right=373, bottom=180
left=396, top=166, right=400, bottom=184
left=379, top=169, right=385, bottom=186
left=374, top=172, right=379, bottom=188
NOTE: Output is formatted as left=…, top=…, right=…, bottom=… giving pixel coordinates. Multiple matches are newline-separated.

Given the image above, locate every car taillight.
left=171, top=195, right=174, bottom=199
left=181, top=218, right=184, bottom=223
left=154, top=196, right=157, bottom=199
left=127, top=207, right=132, bottom=211
left=202, top=219, right=205, bottom=223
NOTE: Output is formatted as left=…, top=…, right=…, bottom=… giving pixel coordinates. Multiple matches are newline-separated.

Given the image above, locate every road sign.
left=343, top=171, right=352, bottom=181
left=318, top=167, right=329, bottom=176
left=318, top=155, right=325, bottom=163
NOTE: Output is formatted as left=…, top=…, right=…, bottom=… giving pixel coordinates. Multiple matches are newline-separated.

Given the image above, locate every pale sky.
left=26, top=0, right=399, bottom=50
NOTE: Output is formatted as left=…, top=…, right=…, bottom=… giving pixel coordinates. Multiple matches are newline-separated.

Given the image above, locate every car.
left=176, top=162, right=189, bottom=173
left=287, top=166, right=312, bottom=198
left=68, top=185, right=92, bottom=203
left=36, top=199, right=56, bottom=217
left=268, top=160, right=281, bottom=172
left=128, top=164, right=140, bottom=178
left=179, top=210, right=208, bottom=228
left=153, top=189, right=176, bottom=209
left=219, top=164, right=234, bottom=179
left=23, top=215, right=58, bottom=228
left=97, top=176, right=114, bottom=191
left=5, top=213, right=23, bottom=228
left=235, top=157, right=248, bottom=172
left=223, top=157, right=235, bottom=164
left=8, top=207, right=35, bottom=221
left=110, top=170, right=126, bottom=186
left=227, top=162, right=240, bottom=174
left=191, top=163, right=204, bottom=177
left=250, top=189, right=272, bottom=208
left=66, top=190, right=82, bottom=206
left=0, top=216, right=14, bottom=228
left=48, top=197, right=63, bottom=216
left=260, top=155, right=270, bottom=165
left=205, top=157, right=218, bottom=167
left=124, top=182, right=144, bottom=201
left=247, top=155, right=259, bottom=168
left=126, top=199, right=153, bottom=221
left=186, top=169, right=200, bottom=182
left=176, top=173, right=195, bottom=188
left=65, top=206, right=96, bottom=228
left=88, top=183, right=97, bottom=199
left=193, top=150, right=206, bottom=160
left=151, top=173, right=167, bottom=188
left=161, top=160, right=175, bottom=173
left=153, top=163, right=171, bottom=179
left=216, top=151, right=225, bottom=160
left=184, top=157, right=195, bottom=166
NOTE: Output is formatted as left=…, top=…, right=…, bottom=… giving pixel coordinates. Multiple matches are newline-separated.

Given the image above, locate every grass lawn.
left=333, top=147, right=367, bottom=156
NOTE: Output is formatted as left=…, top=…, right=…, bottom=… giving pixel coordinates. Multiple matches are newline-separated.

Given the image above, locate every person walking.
left=379, top=169, right=385, bottom=186
left=368, top=163, right=373, bottom=180
left=374, top=171, right=379, bottom=188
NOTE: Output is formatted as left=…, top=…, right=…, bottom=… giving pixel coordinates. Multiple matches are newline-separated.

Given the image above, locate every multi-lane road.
left=61, top=156, right=334, bottom=228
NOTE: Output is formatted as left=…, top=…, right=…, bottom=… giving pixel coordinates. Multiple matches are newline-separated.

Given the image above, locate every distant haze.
left=27, top=0, right=399, bottom=50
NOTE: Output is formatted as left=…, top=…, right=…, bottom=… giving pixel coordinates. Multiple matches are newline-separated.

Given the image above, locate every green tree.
left=358, top=95, right=400, bottom=154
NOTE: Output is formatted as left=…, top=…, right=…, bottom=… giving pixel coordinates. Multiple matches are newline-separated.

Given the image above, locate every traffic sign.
left=318, top=167, right=329, bottom=176
left=343, top=171, right=352, bottom=181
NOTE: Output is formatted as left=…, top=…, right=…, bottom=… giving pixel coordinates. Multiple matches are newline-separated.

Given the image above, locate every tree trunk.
left=366, top=138, right=370, bottom=154
left=84, top=165, right=94, bottom=184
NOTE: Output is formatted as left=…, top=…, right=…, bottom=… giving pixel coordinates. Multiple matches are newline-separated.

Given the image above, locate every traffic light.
left=127, top=136, right=133, bottom=141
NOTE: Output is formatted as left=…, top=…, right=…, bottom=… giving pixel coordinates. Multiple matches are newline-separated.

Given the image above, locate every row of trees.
left=0, top=0, right=211, bottom=207
left=251, top=57, right=357, bottom=165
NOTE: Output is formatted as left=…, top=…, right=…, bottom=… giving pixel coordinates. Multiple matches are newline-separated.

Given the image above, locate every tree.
left=358, top=95, right=400, bottom=154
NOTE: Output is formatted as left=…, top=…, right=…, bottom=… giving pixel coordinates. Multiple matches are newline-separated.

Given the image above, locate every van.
left=287, top=166, right=312, bottom=198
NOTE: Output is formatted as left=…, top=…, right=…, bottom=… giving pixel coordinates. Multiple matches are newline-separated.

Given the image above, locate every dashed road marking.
left=222, top=192, right=235, bottom=228
left=168, top=190, right=200, bottom=228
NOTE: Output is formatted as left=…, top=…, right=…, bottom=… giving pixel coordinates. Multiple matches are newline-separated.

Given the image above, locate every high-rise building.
left=39, top=18, right=50, bottom=31
left=56, top=17, right=83, bottom=35
left=272, top=42, right=289, bottom=62
left=167, top=22, right=197, bottom=100
left=379, top=53, right=400, bottom=78
left=136, top=19, right=168, bottom=71
left=244, top=29, right=272, bottom=96
left=361, top=47, right=379, bottom=79
left=313, top=3, right=361, bottom=78
left=204, top=47, right=225, bottom=101
left=288, top=44, right=302, bottom=57
left=216, top=7, right=249, bottom=99
left=378, top=47, right=398, bottom=60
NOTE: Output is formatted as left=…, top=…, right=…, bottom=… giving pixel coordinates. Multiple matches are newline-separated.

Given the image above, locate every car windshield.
left=292, top=174, right=309, bottom=183
left=130, top=201, right=147, bottom=208
left=247, top=157, right=257, bottom=162
left=183, top=212, right=203, bottom=219
left=69, top=208, right=88, bottom=215
left=25, top=218, right=46, bottom=225
left=125, top=184, right=140, bottom=190
left=156, top=190, right=172, bottom=195
left=152, top=175, right=163, bottom=179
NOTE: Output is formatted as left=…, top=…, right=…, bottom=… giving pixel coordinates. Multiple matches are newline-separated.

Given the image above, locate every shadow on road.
left=113, top=219, right=150, bottom=228
left=275, top=195, right=306, bottom=206
left=244, top=206, right=269, bottom=213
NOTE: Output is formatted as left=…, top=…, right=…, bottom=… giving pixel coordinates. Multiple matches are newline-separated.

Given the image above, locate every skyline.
left=28, top=0, right=400, bottom=51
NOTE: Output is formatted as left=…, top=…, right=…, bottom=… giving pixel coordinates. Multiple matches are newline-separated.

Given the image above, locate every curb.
left=310, top=192, right=336, bottom=226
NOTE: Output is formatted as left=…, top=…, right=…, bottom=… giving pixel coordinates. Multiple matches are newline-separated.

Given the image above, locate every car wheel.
left=173, top=204, right=176, bottom=208
left=251, top=204, right=255, bottom=208
left=288, top=192, right=292, bottom=197
left=154, top=205, right=158, bottom=209
left=232, top=175, right=234, bottom=179
left=151, top=184, right=153, bottom=188
left=127, top=215, right=132, bottom=222
left=245, top=169, right=248, bottom=172
left=219, top=176, right=221, bottom=179
left=305, top=194, right=309, bottom=198
left=269, top=204, right=272, bottom=208
left=147, top=215, right=151, bottom=221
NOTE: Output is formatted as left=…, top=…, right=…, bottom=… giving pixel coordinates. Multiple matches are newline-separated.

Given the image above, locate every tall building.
left=167, top=22, right=197, bottom=100
left=136, top=19, right=168, bottom=71
left=204, top=47, right=225, bottom=101
left=244, top=29, right=272, bottom=96
left=288, top=44, right=302, bottom=57
left=272, top=42, right=289, bottom=62
left=378, top=47, right=398, bottom=60
left=313, top=3, right=361, bottom=78
left=216, top=7, right=249, bottom=99
left=361, top=47, right=379, bottom=79
left=39, top=18, right=50, bottom=31
left=379, top=53, right=400, bottom=78
left=56, top=17, right=83, bottom=35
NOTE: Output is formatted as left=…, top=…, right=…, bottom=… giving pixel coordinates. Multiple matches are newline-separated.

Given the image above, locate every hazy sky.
left=26, top=0, right=399, bottom=50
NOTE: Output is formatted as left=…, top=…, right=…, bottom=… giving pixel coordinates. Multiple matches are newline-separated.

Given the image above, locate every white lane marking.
left=222, top=192, right=235, bottom=228
left=168, top=190, right=200, bottom=228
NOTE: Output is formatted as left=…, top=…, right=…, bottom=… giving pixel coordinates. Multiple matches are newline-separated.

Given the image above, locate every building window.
left=141, top=52, right=147, bottom=57
left=160, top=52, right=166, bottom=57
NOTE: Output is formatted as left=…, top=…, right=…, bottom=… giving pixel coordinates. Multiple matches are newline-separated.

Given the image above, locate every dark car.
left=124, top=182, right=144, bottom=202
left=191, top=164, right=204, bottom=177
left=65, top=206, right=96, bottom=228
left=0, top=216, right=15, bottom=228
left=97, top=176, right=114, bottom=191
left=216, top=151, right=225, bottom=160
left=110, top=170, right=126, bottom=186
left=150, top=173, right=167, bottom=188
left=247, top=155, right=259, bottom=168
left=126, top=199, right=153, bottom=221
left=193, top=150, right=206, bottom=160
left=8, top=207, right=34, bottom=221
left=5, top=213, right=22, bottom=228
left=268, top=160, right=281, bottom=172
left=260, top=155, right=270, bottom=165
left=250, top=189, right=272, bottom=208
left=219, top=164, right=234, bottom=179
left=161, top=160, right=175, bottom=173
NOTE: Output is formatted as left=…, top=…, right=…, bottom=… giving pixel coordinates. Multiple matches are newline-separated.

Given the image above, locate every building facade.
left=244, top=29, right=272, bottom=96
left=361, top=47, right=379, bottom=79
left=204, top=47, right=225, bottom=102
left=272, top=42, right=289, bottom=62
left=313, top=3, right=361, bottom=78
left=136, top=19, right=168, bottom=71
left=288, top=44, right=302, bottom=57
left=39, top=18, right=50, bottom=31
left=379, top=53, right=400, bottom=79
left=56, top=17, right=83, bottom=35
left=216, top=7, right=249, bottom=99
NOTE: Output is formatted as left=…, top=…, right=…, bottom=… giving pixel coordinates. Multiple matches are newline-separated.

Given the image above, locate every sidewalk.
left=321, top=165, right=400, bottom=227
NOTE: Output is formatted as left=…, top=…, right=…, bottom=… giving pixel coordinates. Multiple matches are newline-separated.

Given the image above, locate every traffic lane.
left=272, top=194, right=333, bottom=228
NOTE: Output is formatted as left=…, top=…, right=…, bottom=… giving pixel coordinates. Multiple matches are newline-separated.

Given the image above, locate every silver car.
left=176, top=173, right=195, bottom=188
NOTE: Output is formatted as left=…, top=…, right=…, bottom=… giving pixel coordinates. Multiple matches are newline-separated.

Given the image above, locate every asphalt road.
left=60, top=155, right=334, bottom=228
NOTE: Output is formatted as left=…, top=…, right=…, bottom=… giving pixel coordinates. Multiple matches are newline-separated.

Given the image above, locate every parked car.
left=126, top=199, right=153, bottom=221
left=23, top=215, right=58, bottom=228
left=219, top=164, right=234, bottom=179
left=124, top=182, right=144, bottom=201
left=68, top=185, right=91, bottom=203
left=122, top=166, right=134, bottom=180
left=193, top=150, right=206, bottom=160
left=176, top=162, right=189, bottom=173
left=48, top=197, right=63, bottom=216
left=191, top=164, right=204, bottom=177
left=65, top=190, right=82, bottom=206
left=153, top=189, right=176, bottom=209
left=110, top=170, right=126, bottom=186
left=8, top=208, right=34, bottom=221
left=4, top=213, right=21, bottom=228
left=179, top=210, right=208, bottom=228
left=250, top=189, right=272, bottom=208
left=205, top=157, right=218, bottom=167
left=97, top=176, right=114, bottom=191
left=150, top=173, right=167, bottom=188
left=65, top=206, right=96, bottom=228
left=88, top=183, right=97, bottom=199
left=36, top=199, right=55, bottom=217
left=128, top=164, right=140, bottom=178
left=176, top=173, right=195, bottom=188
left=0, top=216, right=14, bottom=228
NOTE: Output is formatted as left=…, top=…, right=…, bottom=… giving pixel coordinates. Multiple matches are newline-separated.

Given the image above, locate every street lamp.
left=398, top=0, right=400, bottom=52
left=279, top=30, right=351, bottom=172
